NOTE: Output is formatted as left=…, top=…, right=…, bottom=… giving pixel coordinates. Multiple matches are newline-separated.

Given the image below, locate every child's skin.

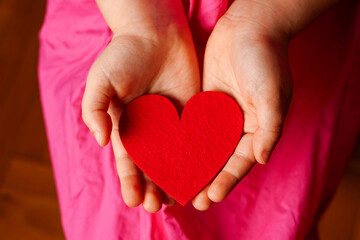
left=82, top=0, right=339, bottom=212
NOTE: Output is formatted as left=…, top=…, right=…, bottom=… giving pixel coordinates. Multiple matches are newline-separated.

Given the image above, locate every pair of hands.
left=82, top=0, right=294, bottom=212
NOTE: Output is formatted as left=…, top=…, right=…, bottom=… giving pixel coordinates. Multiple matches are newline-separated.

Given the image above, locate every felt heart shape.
left=119, top=91, right=243, bottom=206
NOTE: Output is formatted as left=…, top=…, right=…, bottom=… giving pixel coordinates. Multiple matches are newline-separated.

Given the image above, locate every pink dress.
left=38, top=0, right=360, bottom=239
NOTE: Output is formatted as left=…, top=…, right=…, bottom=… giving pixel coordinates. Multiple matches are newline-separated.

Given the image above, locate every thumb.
left=82, top=64, right=114, bottom=146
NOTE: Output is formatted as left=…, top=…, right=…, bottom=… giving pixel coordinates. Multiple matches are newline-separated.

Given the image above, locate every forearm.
left=224, top=0, right=341, bottom=40
left=95, top=0, right=188, bottom=35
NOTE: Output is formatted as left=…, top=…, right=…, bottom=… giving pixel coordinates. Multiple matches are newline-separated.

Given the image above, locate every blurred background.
left=0, top=0, right=359, bottom=239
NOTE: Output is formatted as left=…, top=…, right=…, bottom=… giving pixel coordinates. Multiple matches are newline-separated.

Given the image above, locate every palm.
left=96, top=35, right=199, bottom=103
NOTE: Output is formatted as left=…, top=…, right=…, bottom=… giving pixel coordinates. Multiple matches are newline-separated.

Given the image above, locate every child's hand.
left=82, top=0, right=200, bottom=212
left=192, top=0, right=340, bottom=210
left=192, top=1, right=294, bottom=210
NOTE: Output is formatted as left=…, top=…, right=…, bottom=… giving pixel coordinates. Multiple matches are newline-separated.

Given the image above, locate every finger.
left=109, top=102, right=143, bottom=207
left=162, top=193, right=177, bottom=206
left=112, top=135, right=143, bottom=207
left=208, top=134, right=256, bottom=202
left=82, top=61, right=114, bottom=146
left=192, top=185, right=212, bottom=211
left=142, top=174, right=163, bottom=213
left=253, top=96, right=287, bottom=164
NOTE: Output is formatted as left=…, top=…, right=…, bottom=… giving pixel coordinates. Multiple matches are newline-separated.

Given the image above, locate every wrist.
left=215, top=1, right=291, bottom=54
left=96, top=0, right=189, bottom=37
left=224, top=0, right=340, bottom=40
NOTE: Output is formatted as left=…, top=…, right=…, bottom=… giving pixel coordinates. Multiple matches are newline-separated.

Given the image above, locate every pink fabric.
left=38, top=0, right=360, bottom=239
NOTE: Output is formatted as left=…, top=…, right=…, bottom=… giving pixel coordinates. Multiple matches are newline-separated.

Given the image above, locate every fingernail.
left=261, top=151, right=272, bottom=164
left=94, top=131, right=102, bottom=146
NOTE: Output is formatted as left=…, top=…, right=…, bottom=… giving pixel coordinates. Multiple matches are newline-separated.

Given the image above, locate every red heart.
left=119, top=91, right=243, bottom=206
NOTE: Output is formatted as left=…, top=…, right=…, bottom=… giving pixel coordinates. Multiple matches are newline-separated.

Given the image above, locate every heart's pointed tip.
left=164, top=192, right=191, bottom=207
left=178, top=199, right=189, bottom=207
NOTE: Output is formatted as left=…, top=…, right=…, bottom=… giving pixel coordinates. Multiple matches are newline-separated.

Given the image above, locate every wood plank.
left=2, top=155, right=57, bottom=197
left=318, top=142, right=360, bottom=240
left=0, top=0, right=49, bottom=167
left=12, top=96, right=51, bottom=164
left=0, top=155, right=64, bottom=239
left=0, top=190, right=64, bottom=240
left=352, top=202, right=360, bottom=240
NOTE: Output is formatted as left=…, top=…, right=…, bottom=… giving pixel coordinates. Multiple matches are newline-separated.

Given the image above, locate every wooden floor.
left=0, top=0, right=359, bottom=239
left=0, top=0, right=65, bottom=239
